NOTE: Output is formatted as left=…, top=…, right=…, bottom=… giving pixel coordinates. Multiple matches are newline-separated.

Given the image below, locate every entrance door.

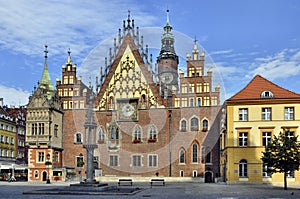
left=42, top=171, right=47, bottom=181
left=205, top=172, right=213, bottom=183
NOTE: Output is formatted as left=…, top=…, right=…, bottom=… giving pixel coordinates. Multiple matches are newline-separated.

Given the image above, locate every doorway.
left=205, top=171, right=213, bottom=183
left=42, top=171, right=47, bottom=181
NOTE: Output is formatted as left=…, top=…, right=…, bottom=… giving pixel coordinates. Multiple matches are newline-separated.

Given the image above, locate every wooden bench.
left=118, top=179, right=133, bottom=186
left=150, top=178, right=165, bottom=187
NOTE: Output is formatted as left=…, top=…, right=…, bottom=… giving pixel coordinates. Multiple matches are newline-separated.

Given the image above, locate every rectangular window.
left=262, top=108, right=271, bottom=120
left=262, top=163, right=272, bottom=177
left=132, top=155, right=142, bottom=167
left=239, top=108, right=248, bottom=121
left=76, top=155, right=84, bottom=167
left=203, top=83, right=210, bottom=92
left=189, top=84, right=194, bottom=93
left=54, top=124, right=58, bottom=137
left=285, top=107, right=294, bottom=120
left=58, top=89, right=62, bottom=96
left=38, top=152, right=45, bottom=162
left=63, top=76, right=68, bottom=84
left=64, top=89, right=68, bottom=96
left=74, top=88, right=79, bottom=96
left=262, top=132, right=272, bottom=146
left=10, top=137, right=14, bottom=145
left=69, top=76, right=74, bottom=84
left=175, top=98, right=180, bottom=107
left=211, top=96, right=218, bottom=106
left=239, top=132, right=248, bottom=147
left=286, top=131, right=294, bottom=140
left=203, top=97, right=210, bottom=106
left=69, top=88, right=73, bottom=96
left=287, top=170, right=295, bottom=178
left=181, top=84, right=187, bottom=93
left=181, top=98, right=187, bottom=107
left=80, top=101, right=85, bottom=109
left=109, top=155, right=118, bottom=167
left=189, top=98, right=194, bottom=107
left=196, top=83, right=202, bottom=93
left=148, top=155, right=157, bottom=167
left=189, top=68, right=195, bottom=77
left=63, top=101, right=68, bottom=109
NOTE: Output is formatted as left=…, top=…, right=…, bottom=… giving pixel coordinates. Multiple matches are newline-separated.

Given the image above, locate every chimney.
left=0, top=98, right=3, bottom=107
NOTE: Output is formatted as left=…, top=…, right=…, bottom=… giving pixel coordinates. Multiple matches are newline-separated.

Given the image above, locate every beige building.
left=220, top=75, right=300, bottom=184
left=26, top=45, right=64, bottom=182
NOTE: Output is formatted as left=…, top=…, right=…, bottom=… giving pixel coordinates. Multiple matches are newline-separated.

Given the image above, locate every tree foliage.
left=261, top=130, right=300, bottom=190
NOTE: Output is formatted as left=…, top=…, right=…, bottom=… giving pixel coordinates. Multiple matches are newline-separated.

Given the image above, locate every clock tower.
left=157, top=10, right=179, bottom=98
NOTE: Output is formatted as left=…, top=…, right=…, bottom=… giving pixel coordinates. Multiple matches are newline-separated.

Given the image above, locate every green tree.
left=261, top=130, right=300, bottom=190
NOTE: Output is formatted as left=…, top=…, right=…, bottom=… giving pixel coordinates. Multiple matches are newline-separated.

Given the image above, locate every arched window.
left=192, top=143, right=198, bottom=163
left=202, top=119, right=208, bottom=131
left=179, top=149, right=185, bottom=164
left=55, top=152, right=59, bottom=162
left=149, top=125, right=157, bottom=141
left=74, top=132, right=82, bottom=143
left=133, top=125, right=142, bottom=142
left=110, top=125, right=119, bottom=140
left=109, top=96, right=114, bottom=109
left=239, top=159, right=248, bottom=177
left=191, top=117, right=199, bottom=131
left=261, top=90, right=274, bottom=98
left=181, top=120, right=187, bottom=132
left=98, top=126, right=105, bottom=143
left=197, top=98, right=201, bottom=107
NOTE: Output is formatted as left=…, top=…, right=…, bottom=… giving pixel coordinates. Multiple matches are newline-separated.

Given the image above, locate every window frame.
left=285, top=107, right=294, bottom=120
left=239, top=132, right=248, bottom=147
left=262, top=108, right=271, bottom=121
left=148, top=154, right=158, bottom=168
left=239, top=108, right=248, bottom=121
left=239, top=159, right=248, bottom=178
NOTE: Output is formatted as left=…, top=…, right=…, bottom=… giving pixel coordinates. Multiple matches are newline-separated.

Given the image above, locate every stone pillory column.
left=83, top=93, right=98, bottom=184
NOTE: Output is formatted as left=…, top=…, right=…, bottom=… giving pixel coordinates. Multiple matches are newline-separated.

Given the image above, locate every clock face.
left=160, top=73, right=173, bottom=84
left=122, top=104, right=135, bottom=117
left=117, top=98, right=138, bottom=121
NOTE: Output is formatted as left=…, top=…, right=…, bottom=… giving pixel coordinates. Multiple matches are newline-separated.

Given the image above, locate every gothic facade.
left=59, top=12, right=221, bottom=181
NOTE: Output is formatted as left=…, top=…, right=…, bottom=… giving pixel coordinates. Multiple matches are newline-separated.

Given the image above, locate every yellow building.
left=220, top=75, right=300, bottom=184
left=0, top=102, right=17, bottom=177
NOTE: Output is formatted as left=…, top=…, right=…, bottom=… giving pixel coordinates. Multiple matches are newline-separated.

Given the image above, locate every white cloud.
left=0, top=0, right=157, bottom=60
left=209, top=49, right=233, bottom=55
left=0, top=85, right=30, bottom=106
left=248, top=49, right=300, bottom=80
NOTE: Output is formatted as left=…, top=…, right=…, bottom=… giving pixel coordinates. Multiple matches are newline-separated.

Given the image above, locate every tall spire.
left=39, top=45, right=54, bottom=94
left=158, top=9, right=176, bottom=57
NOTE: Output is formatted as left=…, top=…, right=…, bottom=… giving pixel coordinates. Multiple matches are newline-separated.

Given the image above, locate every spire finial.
left=67, top=48, right=72, bottom=65
left=166, top=9, right=170, bottom=25
left=128, top=10, right=131, bottom=21
left=44, top=45, right=48, bottom=59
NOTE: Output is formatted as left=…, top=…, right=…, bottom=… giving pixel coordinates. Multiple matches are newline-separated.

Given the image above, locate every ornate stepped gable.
left=95, top=13, right=163, bottom=111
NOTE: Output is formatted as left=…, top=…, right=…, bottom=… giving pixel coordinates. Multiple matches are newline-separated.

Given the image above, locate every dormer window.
left=261, top=91, right=274, bottom=98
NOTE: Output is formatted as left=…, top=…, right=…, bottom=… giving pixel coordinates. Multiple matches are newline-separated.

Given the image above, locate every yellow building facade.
left=220, top=75, right=300, bottom=184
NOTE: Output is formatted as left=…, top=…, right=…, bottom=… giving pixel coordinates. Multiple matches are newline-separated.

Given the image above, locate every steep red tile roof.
left=227, top=75, right=300, bottom=102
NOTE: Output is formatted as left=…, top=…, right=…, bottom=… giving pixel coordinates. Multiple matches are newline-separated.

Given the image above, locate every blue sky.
left=0, top=0, right=300, bottom=106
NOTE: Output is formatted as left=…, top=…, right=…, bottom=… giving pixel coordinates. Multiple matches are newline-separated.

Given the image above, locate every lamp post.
left=46, top=153, right=51, bottom=184
left=78, top=153, right=84, bottom=183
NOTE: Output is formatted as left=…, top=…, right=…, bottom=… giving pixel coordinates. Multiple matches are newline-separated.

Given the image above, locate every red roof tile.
left=227, top=75, right=300, bottom=101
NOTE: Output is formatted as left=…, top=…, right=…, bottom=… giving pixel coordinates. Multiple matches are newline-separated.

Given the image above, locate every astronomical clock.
left=117, top=98, right=138, bottom=121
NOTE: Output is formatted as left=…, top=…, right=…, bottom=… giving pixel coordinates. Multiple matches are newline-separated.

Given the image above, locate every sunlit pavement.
left=0, top=181, right=299, bottom=199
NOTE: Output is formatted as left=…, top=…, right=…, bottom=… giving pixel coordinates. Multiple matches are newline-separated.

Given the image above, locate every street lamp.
left=78, top=153, right=84, bottom=183
left=46, top=153, right=51, bottom=184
